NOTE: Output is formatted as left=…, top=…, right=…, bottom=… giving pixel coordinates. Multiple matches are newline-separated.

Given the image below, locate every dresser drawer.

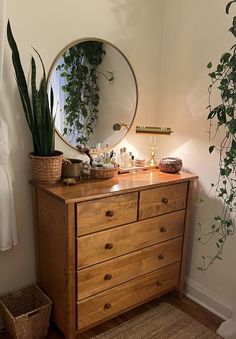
left=77, top=262, right=180, bottom=329
left=77, top=192, right=138, bottom=236
left=77, top=210, right=184, bottom=268
left=139, top=182, right=188, bottom=220
left=77, top=237, right=182, bottom=300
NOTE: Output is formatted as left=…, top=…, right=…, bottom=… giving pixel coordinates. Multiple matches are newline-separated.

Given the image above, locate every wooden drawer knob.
left=160, top=226, right=167, bottom=233
left=156, top=281, right=162, bottom=286
left=104, top=274, right=112, bottom=281
left=158, top=254, right=165, bottom=260
left=162, top=197, right=169, bottom=204
left=105, top=210, right=114, bottom=217
left=104, top=303, right=111, bottom=310
left=105, top=243, right=113, bottom=250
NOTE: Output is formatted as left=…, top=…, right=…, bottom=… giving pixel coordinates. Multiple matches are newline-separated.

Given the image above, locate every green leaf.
left=228, top=119, right=236, bottom=133
left=208, top=107, right=218, bottom=119
left=7, top=21, right=33, bottom=130
left=226, top=1, right=236, bottom=14
left=216, top=256, right=223, bottom=260
left=220, top=52, right=231, bottom=63
left=226, top=107, right=234, bottom=117
left=217, top=64, right=224, bottom=72
left=209, top=72, right=216, bottom=79
left=207, top=62, right=212, bottom=69
left=209, top=145, right=215, bottom=154
left=217, top=107, right=226, bottom=124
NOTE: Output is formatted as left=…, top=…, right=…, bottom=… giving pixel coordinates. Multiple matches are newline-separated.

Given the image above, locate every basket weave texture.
left=0, top=285, right=52, bottom=339
left=29, top=151, right=63, bottom=184
left=91, top=167, right=118, bottom=179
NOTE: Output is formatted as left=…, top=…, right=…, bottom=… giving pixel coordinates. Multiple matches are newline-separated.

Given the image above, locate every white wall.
left=158, top=0, right=236, bottom=318
left=0, top=0, right=235, bottom=321
left=0, top=0, right=165, bottom=294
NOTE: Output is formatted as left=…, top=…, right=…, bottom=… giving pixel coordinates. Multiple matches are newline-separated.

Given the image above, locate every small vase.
left=29, top=151, right=63, bottom=184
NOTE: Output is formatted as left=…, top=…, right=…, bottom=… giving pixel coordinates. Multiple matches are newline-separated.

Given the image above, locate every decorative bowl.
left=159, top=157, right=183, bottom=173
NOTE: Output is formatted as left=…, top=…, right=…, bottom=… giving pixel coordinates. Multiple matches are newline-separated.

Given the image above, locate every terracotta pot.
left=29, top=151, right=63, bottom=184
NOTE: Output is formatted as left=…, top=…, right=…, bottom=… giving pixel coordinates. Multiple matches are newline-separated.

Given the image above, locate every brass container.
left=62, top=159, right=83, bottom=178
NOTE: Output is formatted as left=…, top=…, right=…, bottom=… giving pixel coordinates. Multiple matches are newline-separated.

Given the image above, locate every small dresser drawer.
left=77, top=237, right=182, bottom=300
left=77, top=192, right=138, bottom=236
left=139, top=182, right=188, bottom=220
left=77, top=262, right=180, bottom=329
left=77, top=210, right=184, bottom=268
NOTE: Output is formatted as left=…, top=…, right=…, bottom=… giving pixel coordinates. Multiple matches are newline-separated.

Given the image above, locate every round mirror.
left=48, top=38, right=138, bottom=150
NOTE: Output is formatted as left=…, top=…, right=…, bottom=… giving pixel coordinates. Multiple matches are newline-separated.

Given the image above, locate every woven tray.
left=91, top=167, right=119, bottom=179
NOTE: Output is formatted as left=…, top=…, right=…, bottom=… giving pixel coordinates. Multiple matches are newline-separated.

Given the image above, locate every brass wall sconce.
left=113, top=122, right=129, bottom=131
left=136, top=126, right=173, bottom=135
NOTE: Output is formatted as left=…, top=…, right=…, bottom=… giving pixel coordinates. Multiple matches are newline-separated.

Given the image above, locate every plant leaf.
left=226, top=1, right=236, bottom=14
left=209, top=145, right=215, bottom=154
left=7, top=21, right=33, bottom=130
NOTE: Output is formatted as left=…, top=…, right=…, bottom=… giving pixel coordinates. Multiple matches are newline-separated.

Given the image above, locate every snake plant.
left=7, top=21, right=55, bottom=156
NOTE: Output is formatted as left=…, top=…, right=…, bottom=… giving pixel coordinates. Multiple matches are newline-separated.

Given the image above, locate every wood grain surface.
left=77, top=237, right=182, bottom=300
left=77, top=262, right=180, bottom=329
left=139, top=182, right=188, bottom=220
left=31, top=169, right=197, bottom=204
left=77, top=192, right=138, bottom=235
left=77, top=210, right=185, bottom=268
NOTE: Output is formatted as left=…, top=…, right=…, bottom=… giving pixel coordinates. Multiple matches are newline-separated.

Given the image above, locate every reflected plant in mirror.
left=56, top=41, right=114, bottom=146
left=48, top=39, right=138, bottom=150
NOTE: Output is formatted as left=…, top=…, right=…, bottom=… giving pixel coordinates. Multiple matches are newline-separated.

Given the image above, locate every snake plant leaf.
left=7, top=21, right=34, bottom=130
left=7, top=21, right=56, bottom=156
left=30, top=57, right=40, bottom=154
left=49, top=86, right=54, bottom=114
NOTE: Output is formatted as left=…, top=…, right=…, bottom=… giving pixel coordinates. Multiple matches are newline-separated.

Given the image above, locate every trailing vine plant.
left=198, top=1, right=236, bottom=271
left=57, top=41, right=114, bottom=146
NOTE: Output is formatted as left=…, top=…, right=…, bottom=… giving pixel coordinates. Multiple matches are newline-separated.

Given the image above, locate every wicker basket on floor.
left=0, top=285, right=52, bottom=339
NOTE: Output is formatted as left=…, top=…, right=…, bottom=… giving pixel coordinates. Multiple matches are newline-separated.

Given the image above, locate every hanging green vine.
left=57, top=41, right=114, bottom=146
left=198, top=1, right=236, bottom=271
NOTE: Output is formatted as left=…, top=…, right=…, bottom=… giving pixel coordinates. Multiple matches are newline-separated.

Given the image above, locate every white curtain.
left=0, top=117, right=18, bottom=250
left=0, top=0, right=6, bottom=90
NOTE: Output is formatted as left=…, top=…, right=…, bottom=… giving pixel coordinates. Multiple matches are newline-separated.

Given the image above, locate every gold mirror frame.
left=47, top=37, right=139, bottom=151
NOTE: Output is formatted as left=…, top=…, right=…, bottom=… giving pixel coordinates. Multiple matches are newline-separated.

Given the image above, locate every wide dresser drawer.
left=77, top=192, right=138, bottom=236
left=77, top=237, right=182, bottom=300
left=139, top=182, right=188, bottom=220
left=77, top=262, right=180, bottom=329
left=77, top=210, right=185, bottom=268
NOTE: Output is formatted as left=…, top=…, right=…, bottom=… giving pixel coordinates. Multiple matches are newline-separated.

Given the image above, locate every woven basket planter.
left=29, top=151, right=63, bottom=184
left=0, top=285, right=52, bottom=339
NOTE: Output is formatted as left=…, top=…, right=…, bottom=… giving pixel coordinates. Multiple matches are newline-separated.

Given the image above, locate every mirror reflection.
left=48, top=39, right=138, bottom=150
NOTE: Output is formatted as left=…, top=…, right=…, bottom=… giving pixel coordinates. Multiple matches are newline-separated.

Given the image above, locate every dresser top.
left=33, top=169, right=197, bottom=204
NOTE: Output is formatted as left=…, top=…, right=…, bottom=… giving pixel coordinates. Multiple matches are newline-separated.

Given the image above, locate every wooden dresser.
left=32, top=169, right=197, bottom=338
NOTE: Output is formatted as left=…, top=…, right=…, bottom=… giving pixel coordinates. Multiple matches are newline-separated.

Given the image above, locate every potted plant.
left=198, top=1, right=236, bottom=270
left=7, top=21, right=63, bottom=184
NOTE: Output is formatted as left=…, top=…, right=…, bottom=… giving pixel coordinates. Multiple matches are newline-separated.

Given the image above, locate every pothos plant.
left=198, top=1, right=236, bottom=271
left=57, top=41, right=114, bottom=146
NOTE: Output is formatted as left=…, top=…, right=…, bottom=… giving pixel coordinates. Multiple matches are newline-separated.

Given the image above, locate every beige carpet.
left=95, top=302, right=220, bottom=339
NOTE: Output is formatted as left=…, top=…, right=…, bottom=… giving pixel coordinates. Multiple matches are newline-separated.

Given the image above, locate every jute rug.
left=95, top=302, right=220, bottom=339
